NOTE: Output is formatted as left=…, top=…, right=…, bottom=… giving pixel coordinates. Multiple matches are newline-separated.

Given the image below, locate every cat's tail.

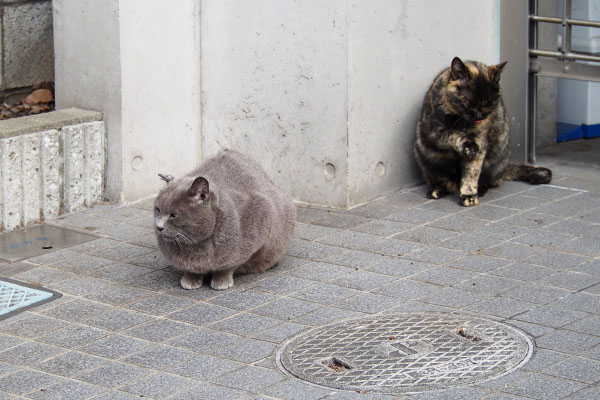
left=503, top=163, right=552, bottom=185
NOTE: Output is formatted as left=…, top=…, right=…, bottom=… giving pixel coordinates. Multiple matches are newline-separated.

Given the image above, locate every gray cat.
left=154, top=150, right=296, bottom=290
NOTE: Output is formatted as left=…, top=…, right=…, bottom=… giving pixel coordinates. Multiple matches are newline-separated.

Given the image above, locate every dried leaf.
left=23, top=89, right=54, bottom=105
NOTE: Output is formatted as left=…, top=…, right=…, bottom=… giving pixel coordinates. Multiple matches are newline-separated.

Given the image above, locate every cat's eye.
left=155, top=207, right=160, bottom=214
left=170, top=213, right=179, bottom=219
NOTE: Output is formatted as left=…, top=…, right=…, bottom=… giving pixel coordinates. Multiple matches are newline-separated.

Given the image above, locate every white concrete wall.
left=346, top=0, right=498, bottom=206
left=55, top=0, right=501, bottom=208
left=54, top=0, right=202, bottom=203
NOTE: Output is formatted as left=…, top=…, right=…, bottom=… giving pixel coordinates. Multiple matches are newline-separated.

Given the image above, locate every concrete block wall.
left=0, top=109, right=105, bottom=231
left=0, top=0, right=54, bottom=98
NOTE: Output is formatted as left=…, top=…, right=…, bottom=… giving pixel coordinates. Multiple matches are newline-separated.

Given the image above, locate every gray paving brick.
left=516, top=306, right=588, bottom=328
left=35, top=351, right=106, bottom=377
left=296, top=207, right=370, bottom=229
left=252, top=321, right=309, bottom=343
left=483, top=242, right=543, bottom=261
left=254, top=274, right=315, bottom=294
left=292, top=306, right=367, bottom=326
left=97, top=224, right=154, bottom=241
left=123, top=344, right=195, bottom=369
left=0, top=314, right=67, bottom=339
left=0, top=335, right=24, bottom=352
left=427, top=214, right=489, bottom=233
left=251, top=297, right=321, bottom=320
left=12, top=266, right=76, bottom=286
left=565, top=386, right=600, bottom=400
left=127, top=293, right=196, bottom=316
left=263, top=378, right=332, bottom=400
left=448, top=254, right=511, bottom=272
left=501, top=211, right=563, bottom=229
left=373, top=279, right=439, bottom=300
left=209, top=312, right=280, bottom=335
left=490, top=262, right=556, bottom=282
left=170, top=355, right=244, bottom=380
left=167, top=328, right=241, bottom=351
left=90, top=263, right=155, bottom=282
left=85, top=307, right=151, bottom=332
left=123, top=318, right=195, bottom=342
left=346, top=200, right=405, bottom=218
left=0, top=369, right=61, bottom=395
left=524, top=250, right=590, bottom=270
left=121, top=372, right=197, bottom=399
left=350, top=219, right=413, bottom=237
left=501, top=284, right=573, bottom=304
left=127, top=234, right=159, bottom=249
left=168, top=383, right=249, bottom=400
left=513, top=230, right=578, bottom=249
left=417, top=196, right=466, bottom=212
left=209, top=288, right=276, bottom=311
left=293, top=222, right=341, bottom=240
left=332, top=269, right=397, bottom=291
left=0, top=342, right=66, bottom=366
left=76, top=361, right=152, bottom=388
left=168, top=302, right=236, bottom=326
left=90, top=241, right=154, bottom=261
left=460, top=204, right=519, bottom=221
left=212, top=366, right=284, bottom=392
left=469, top=222, right=532, bottom=241
left=127, top=251, right=169, bottom=269
left=455, top=274, right=520, bottom=295
left=84, top=283, right=154, bottom=306
left=287, top=261, right=354, bottom=282
left=49, top=251, right=113, bottom=274
left=0, top=261, right=37, bottom=277
left=540, top=272, right=600, bottom=291
left=556, top=237, right=600, bottom=257
left=385, top=208, right=447, bottom=225
left=364, top=257, right=433, bottom=277
left=92, top=206, right=151, bottom=222
left=465, top=297, right=537, bottom=318
left=544, top=356, right=600, bottom=384
left=40, top=299, right=112, bottom=323
left=408, top=385, right=492, bottom=400
left=0, top=361, right=18, bottom=376
left=404, top=246, right=466, bottom=265
left=554, top=292, right=600, bottom=314
left=38, top=324, right=109, bottom=348
left=285, top=239, right=345, bottom=261
left=218, top=338, right=276, bottom=363
left=490, top=194, right=552, bottom=210
left=392, top=225, right=456, bottom=245
left=437, top=233, right=502, bottom=252
left=49, top=276, right=111, bottom=296
left=572, top=259, right=600, bottom=275
left=67, top=238, right=119, bottom=253
left=510, top=319, right=555, bottom=338
left=420, top=287, right=488, bottom=308
left=565, top=316, right=600, bottom=336
left=536, top=329, right=600, bottom=353
left=523, top=349, right=569, bottom=372
left=275, top=255, right=309, bottom=271
left=290, top=281, right=360, bottom=304
left=545, top=219, right=600, bottom=240
left=126, top=269, right=182, bottom=291
left=410, top=265, right=474, bottom=285
left=381, top=190, right=429, bottom=207
left=502, top=373, right=586, bottom=399
left=80, top=334, right=152, bottom=359
left=335, top=292, right=401, bottom=313
left=526, top=185, right=579, bottom=199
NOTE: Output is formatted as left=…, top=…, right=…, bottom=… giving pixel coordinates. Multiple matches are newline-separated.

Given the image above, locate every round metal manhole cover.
left=277, top=313, right=533, bottom=394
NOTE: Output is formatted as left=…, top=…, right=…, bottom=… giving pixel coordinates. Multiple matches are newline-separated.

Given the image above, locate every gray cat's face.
left=154, top=175, right=217, bottom=246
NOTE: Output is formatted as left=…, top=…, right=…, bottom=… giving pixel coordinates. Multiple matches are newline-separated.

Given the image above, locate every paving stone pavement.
left=1, top=154, right=600, bottom=399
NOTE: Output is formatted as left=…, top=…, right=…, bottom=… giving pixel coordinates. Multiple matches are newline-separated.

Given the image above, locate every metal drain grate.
left=277, top=313, right=533, bottom=394
left=0, top=224, right=97, bottom=263
left=0, top=278, right=61, bottom=320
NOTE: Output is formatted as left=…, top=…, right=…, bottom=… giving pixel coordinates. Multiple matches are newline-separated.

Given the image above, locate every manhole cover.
left=0, top=224, right=96, bottom=263
left=277, top=313, right=533, bottom=394
left=0, top=278, right=61, bottom=320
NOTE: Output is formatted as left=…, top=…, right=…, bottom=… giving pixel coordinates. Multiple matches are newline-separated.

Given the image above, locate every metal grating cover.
left=0, top=278, right=61, bottom=320
left=277, top=313, right=533, bottom=394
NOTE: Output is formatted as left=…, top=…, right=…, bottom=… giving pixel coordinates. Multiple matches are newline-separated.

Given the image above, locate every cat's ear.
left=450, top=57, right=468, bottom=80
left=188, top=176, right=210, bottom=204
left=158, top=173, right=174, bottom=184
left=489, top=61, right=508, bottom=83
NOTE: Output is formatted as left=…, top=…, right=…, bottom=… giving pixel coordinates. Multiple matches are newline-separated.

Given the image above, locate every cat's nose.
left=157, top=226, right=164, bottom=232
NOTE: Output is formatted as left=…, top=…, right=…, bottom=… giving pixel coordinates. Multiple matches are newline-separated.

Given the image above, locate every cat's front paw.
left=211, top=274, right=234, bottom=290
left=461, top=141, right=479, bottom=159
left=460, top=194, right=479, bottom=207
left=181, top=273, right=203, bottom=290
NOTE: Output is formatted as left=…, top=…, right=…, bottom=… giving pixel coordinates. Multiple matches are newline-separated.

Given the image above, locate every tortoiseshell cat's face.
left=444, top=57, right=507, bottom=124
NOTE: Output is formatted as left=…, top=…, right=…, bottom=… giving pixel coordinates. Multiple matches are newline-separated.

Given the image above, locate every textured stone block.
left=21, top=132, right=42, bottom=225
left=2, top=1, right=54, bottom=89
left=41, top=129, right=62, bottom=219
left=1, top=136, right=23, bottom=230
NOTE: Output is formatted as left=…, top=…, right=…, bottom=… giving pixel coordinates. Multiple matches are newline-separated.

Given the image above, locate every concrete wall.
left=55, top=0, right=506, bottom=208
left=54, top=0, right=202, bottom=203
left=0, top=0, right=54, bottom=101
left=201, top=0, right=501, bottom=208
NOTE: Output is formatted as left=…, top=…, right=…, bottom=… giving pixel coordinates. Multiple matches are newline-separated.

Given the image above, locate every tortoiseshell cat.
left=154, top=151, right=296, bottom=290
left=414, top=57, right=552, bottom=206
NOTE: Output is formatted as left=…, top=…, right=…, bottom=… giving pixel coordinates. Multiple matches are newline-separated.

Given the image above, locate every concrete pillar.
left=53, top=0, right=202, bottom=203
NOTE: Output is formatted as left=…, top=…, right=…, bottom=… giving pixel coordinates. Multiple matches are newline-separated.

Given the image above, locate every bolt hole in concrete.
left=278, top=313, right=533, bottom=394
left=132, top=155, right=144, bottom=171
left=375, top=161, right=386, bottom=176
left=324, top=162, right=336, bottom=179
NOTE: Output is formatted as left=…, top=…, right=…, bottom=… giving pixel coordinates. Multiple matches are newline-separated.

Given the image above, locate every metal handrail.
left=529, top=49, right=600, bottom=63
left=529, top=15, right=600, bottom=28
